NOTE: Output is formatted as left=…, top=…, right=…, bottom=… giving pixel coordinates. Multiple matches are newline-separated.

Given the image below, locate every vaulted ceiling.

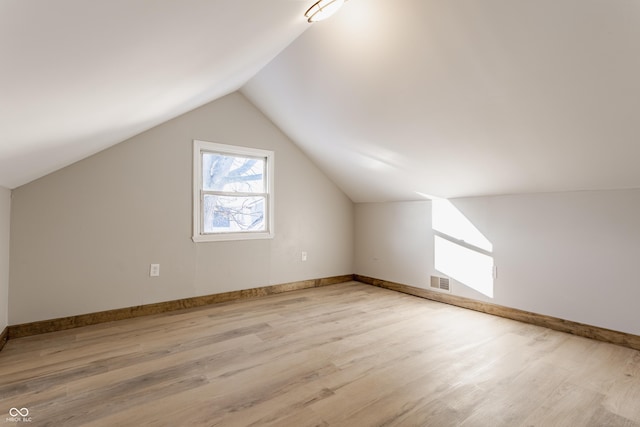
left=3, top=0, right=640, bottom=202
left=0, top=0, right=309, bottom=188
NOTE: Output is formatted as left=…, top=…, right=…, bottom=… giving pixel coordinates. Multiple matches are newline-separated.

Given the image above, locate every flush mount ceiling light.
left=305, top=0, right=345, bottom=23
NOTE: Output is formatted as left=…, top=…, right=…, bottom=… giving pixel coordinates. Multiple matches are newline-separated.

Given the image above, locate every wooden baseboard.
left=7, top=274, right=354, bottom=341
left=0, top=326, right=7, bottom=351
left=355, top=274, right=640, bottom=352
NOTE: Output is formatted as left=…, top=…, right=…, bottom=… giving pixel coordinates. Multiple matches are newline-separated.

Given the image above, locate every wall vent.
left=430, top=276, right=451, bottom=292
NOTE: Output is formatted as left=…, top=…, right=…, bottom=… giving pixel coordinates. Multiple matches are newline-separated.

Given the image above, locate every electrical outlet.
left=150, top=264, right=160, bottom=277
left=301, top=251, right=307, bottom=262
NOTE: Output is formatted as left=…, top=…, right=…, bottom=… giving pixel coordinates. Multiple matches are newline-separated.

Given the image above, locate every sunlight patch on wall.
left=432, top=199, right=492, bottom=252
left=434, top=236, right=494, bottom=298
left=431, top=198, right=494, bottom=298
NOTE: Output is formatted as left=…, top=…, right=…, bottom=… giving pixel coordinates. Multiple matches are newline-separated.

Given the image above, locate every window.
left=193, top=140, right=274, bottom=242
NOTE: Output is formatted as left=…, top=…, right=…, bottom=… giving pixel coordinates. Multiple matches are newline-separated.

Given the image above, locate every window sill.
left=192, top=231, right=274, bottom=243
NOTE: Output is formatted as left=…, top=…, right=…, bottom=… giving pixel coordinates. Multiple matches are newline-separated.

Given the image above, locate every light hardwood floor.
left=1, top=282, right=639, bottom=426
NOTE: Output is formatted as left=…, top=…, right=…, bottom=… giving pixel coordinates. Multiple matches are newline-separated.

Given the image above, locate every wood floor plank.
left=520, top=382, right=605, bottom=426
left=1, top=281, right=639, bottom=426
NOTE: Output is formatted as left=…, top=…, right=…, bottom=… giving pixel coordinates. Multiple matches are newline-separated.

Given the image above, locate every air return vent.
left=430, top=276, right=451, bottom=292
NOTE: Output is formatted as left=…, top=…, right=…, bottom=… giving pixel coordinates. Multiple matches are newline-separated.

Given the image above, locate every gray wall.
left=9, top=92, right=354, bottom=325
left=0, top=186, right=9, bottom=332
left=356, top=190, right=640, bottom=335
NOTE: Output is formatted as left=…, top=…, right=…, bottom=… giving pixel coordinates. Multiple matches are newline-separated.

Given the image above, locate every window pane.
left=203, top=195, right=265, bottom=233
left=202, top=153, right=265, bottom=193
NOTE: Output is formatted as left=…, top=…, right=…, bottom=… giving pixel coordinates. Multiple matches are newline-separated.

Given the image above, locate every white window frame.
left=193, top=140, right=274, bottom=242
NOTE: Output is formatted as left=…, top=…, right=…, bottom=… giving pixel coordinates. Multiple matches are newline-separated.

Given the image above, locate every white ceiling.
left=0, top=0, right=309, bottom=189
left=244, top=0, right=640, bottom=202
left=3, top=0, right=640, bottom=202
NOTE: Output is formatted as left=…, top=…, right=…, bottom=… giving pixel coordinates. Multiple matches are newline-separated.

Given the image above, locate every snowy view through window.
left=202, top=152, right=266, bottom=233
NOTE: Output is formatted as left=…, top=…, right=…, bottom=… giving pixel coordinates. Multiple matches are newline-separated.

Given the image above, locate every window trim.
left=192, top=140, right=274, bottom=242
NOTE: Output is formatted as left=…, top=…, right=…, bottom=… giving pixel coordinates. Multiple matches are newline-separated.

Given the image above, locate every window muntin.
left=193, top=140, right=274, bottom=242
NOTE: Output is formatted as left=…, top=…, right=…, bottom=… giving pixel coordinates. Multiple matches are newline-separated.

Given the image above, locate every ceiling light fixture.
left=305, top=0, right=345, bottom=23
